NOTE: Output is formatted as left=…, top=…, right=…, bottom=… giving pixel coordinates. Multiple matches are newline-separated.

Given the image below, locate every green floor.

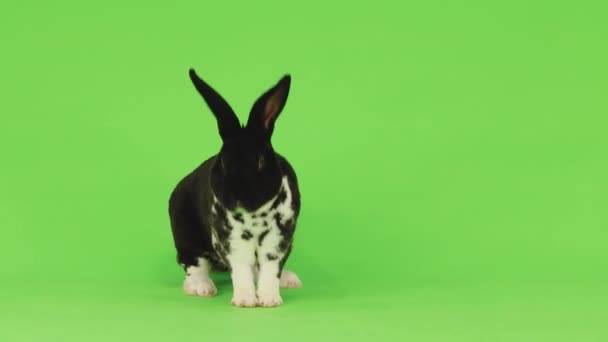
left=2, top=1, right=607, bottom=341
left=2, top=282, right=607, bottom=341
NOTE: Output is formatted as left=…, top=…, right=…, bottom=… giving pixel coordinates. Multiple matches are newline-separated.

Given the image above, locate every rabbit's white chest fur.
left=211, top=176, right=296, bottom=265
left=210, top=176, right=297, bottom=306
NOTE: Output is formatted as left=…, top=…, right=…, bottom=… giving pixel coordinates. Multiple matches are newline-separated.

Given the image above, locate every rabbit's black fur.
left=168, top=69, right=301, bottom=307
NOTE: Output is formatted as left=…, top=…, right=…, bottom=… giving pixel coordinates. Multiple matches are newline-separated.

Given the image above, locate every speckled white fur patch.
left=214, top=176, right=298, bottom=307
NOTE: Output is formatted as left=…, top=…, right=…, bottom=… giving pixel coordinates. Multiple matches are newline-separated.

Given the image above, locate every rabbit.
left=168, top=68, right=302, bottom=308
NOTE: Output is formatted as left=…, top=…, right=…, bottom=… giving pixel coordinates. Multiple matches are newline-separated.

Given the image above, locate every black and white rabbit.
left=168, top=69, right=302, bottom=308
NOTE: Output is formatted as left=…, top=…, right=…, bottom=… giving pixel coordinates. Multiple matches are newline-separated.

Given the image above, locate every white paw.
left=257, top=292, right=283, bottom=307
left=280, top=270, right=302, bottom=289
left=231, top=292, right=258, bottom=308
left=183, top=277, right=217, bottom=297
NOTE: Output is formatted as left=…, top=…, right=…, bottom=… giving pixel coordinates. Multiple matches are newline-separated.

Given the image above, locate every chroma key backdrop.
left=1, top=1, right=607, bottom=341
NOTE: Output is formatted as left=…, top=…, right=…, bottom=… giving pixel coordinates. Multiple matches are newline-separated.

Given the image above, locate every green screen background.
left=1, top=1, right=607, bottom=341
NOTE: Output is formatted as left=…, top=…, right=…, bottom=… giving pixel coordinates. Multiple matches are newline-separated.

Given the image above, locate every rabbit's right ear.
left=189, top=69, right=241, bottom=140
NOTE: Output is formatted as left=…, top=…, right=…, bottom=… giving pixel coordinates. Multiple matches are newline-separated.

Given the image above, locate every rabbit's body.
left=169, top=69, right=301, bottom=308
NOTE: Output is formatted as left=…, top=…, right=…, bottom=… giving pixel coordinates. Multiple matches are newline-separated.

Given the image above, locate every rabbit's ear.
left=246, top=75, right=291, bottom=138
left=189, top=69, right=241, bottom=140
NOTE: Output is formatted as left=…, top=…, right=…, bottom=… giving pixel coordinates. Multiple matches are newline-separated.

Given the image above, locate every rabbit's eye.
left=257, top=155, right=265, bottom=170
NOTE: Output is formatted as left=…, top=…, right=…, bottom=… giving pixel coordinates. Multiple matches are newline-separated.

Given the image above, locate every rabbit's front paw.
left=257, top=291, right=283, bottom=307
left=231, top=290, right=258, bottom=308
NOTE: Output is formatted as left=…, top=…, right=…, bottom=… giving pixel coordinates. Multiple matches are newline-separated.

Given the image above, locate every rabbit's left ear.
left=246, top=75, right=291, bottom=138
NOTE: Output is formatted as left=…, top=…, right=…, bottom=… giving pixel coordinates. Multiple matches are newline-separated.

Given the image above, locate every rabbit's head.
left=189, top=69, right=292, bottom=209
